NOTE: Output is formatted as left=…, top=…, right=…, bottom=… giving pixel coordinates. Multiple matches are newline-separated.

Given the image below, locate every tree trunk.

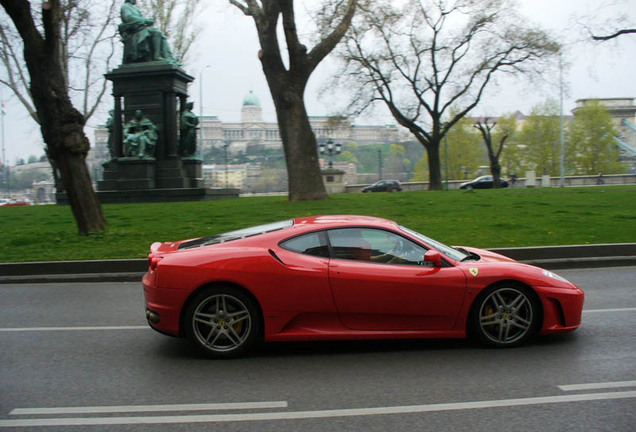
left=35, top=82, right=107, bottom=234
left=427, top=143, right=443, bottom=190
left=56, top=148, right=106, bottom=233
left=273, top=88, right=328, bottom=201
left=489, top=153, right=502, bottom=188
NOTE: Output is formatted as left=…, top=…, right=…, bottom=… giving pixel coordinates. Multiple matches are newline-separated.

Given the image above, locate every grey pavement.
left=1, top=243, right=635, bottom=284
left=1, top=267, right=635, bottom=431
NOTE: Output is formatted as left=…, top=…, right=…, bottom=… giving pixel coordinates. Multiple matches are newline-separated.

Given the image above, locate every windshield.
left=399, top=225, right=470, bottom=262
left=178, top=220, right=294, bottom=250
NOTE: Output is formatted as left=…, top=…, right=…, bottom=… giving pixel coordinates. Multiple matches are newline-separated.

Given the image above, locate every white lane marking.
left=559, top=380, right=636, bottom=392
left=0, top=326, right=147, bottom=332
left=10, top=401, right=288, bottom=415
left=1, top=391, right=635, bottom=428
left=583, top=307, right=636, bottom=314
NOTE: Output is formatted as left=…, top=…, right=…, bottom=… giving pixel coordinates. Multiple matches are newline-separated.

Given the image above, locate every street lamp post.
left=444, top=132, right=449, bottom=190
left=223, top=141, right=230, bottom=188
left=199, top=65, right=210, bottom=159
left=318, top=138, right=342, bottom=169
left=559, top=54, right=565, bottom=188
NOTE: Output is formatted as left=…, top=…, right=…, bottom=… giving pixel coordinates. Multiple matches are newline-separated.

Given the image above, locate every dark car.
left=460, top=175, right=509, bottom=189
left=362, top=180, right=402, bottom=193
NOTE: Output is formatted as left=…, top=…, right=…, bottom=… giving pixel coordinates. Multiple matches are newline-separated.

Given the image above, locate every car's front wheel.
left=184, top=286, right=260, bottom=358
left=470, top=284, right=540, bottom=347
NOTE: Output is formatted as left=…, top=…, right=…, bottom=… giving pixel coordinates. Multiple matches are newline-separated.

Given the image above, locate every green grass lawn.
left=1, top=186, right=635, bottom=262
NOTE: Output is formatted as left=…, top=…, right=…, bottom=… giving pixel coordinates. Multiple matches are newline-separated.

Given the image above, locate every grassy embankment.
left=1, top=186, right=634, bottom=262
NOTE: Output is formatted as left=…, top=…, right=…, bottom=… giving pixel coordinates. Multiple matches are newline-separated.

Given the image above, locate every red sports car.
left=143, top=215, right=584, bottom=357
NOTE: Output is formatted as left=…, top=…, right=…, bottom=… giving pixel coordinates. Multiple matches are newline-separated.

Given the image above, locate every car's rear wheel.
left=185, top=286, right=260, bottom=358
left=471, top=284, right=539, bottom=347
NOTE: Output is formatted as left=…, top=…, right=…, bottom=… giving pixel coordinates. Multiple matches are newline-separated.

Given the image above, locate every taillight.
left=148, top=254, right=163, bottom=271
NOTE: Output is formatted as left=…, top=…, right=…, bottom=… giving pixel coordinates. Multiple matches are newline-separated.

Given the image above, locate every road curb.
left=1, top=244, right=634, bottom=284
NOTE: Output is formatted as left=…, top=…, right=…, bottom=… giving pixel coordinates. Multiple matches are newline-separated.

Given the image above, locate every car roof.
left=292, top=215, right=399, bottom=231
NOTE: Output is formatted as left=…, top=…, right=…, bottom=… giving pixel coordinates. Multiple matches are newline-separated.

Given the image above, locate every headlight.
left=542, top=269, right=570, bottom=283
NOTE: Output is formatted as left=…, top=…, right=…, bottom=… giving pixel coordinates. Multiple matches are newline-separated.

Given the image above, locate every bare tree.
left=136, top=0, right=204, bottom=65
left=1, top=0, right=106, bottom=234
left=336, top=0, right=559, bottom=190
left=229, top=0, right=357, bottom=201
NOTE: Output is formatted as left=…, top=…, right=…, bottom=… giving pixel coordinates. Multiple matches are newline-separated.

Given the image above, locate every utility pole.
left=378, top=149, right=383, bottom=180
left=559, top=53, right=565, bottom=188
left=223, top=142, right=230, bottom=188
left=1, top=94, right=8, bottom=198
left=199, top=65, right=210, bottom=160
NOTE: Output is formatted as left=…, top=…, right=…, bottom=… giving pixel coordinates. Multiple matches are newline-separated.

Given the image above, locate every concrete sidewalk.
left=1, top=243, right=635, bottom=284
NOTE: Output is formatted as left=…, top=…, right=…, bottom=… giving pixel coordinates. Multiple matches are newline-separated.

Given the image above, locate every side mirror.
left=424, top=250, right=443, bottom=267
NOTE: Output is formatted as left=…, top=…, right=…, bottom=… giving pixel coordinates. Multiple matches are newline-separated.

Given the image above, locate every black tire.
left=470, top=283, right=540, bottom=347
left=184, top=286, right=260, bottom=358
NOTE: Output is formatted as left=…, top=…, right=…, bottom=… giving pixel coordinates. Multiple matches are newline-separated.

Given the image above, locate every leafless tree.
left=229, top=0, right=357, bottom=201
left=336, top=0, right=559, bottom=189
left=1, top=0, right=107, bottom=234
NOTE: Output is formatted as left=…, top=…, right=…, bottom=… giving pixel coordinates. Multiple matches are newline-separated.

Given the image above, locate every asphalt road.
left=0, top=267, right=634, bottom=431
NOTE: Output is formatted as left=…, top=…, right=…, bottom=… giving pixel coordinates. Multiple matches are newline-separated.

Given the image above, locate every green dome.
left=243, top=90, right=260, bottom=107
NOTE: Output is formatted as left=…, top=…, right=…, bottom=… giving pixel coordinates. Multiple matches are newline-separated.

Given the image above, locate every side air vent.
left=268, top=249, right=286, bottom=265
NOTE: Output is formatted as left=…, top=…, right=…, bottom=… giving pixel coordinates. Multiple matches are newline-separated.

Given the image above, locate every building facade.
left=198, top=91, right=401, bottom=154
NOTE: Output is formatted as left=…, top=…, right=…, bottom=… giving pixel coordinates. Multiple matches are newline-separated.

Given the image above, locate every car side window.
left=327, top=228, right=428, bottom=266
left=280, top=232, right=329, bottom=257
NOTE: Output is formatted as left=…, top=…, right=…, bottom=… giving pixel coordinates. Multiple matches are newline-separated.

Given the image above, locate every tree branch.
left=592, top=28, right=636, bottom=41
left=308, top=0, right=356, bottom=72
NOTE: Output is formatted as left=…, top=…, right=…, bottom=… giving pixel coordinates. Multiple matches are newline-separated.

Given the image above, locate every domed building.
left=196, top=90, right=401, bottom=155
left=241, top=90, right=263, bottom=123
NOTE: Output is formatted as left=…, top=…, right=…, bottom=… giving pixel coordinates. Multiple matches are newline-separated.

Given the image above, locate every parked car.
left=0, top=198, right=32, bottom=207
left=362, top=180, right=402, bottom=192
left=143, top=215, right=584, bottom=358
left=460, top=175, right=509, bottom=189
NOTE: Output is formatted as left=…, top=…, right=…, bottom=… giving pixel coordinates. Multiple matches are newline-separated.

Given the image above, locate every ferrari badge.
left=469, top=268, right=479, bottom=277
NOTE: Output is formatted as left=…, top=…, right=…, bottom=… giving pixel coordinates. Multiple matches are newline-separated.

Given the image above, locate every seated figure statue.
left=123, top=110, right=158, bottom=159
left=119, top=0, right=177, bottom=64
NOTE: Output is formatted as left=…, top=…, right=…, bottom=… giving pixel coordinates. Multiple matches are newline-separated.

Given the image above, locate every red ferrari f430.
left=143, top=215, right=584, bottom=357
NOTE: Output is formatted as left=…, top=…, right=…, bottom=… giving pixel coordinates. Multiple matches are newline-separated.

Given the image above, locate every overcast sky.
left=1, top=0, right=635, bottom=163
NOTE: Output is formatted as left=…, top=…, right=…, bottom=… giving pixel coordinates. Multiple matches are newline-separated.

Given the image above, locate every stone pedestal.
left=525, top=170, right=536, bottom=188
left=155, top=159, right=188, bottom=189
left=321, top=168, right=346, bottom=194
left=183, top=158, right=204, bottom=188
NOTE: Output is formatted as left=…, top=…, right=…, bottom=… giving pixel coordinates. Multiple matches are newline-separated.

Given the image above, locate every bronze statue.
left=123, top=110, right=158, bottom=158
left=179, top=102, right=199, bottom=157
left=119, top=0, right=177, bottom=64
